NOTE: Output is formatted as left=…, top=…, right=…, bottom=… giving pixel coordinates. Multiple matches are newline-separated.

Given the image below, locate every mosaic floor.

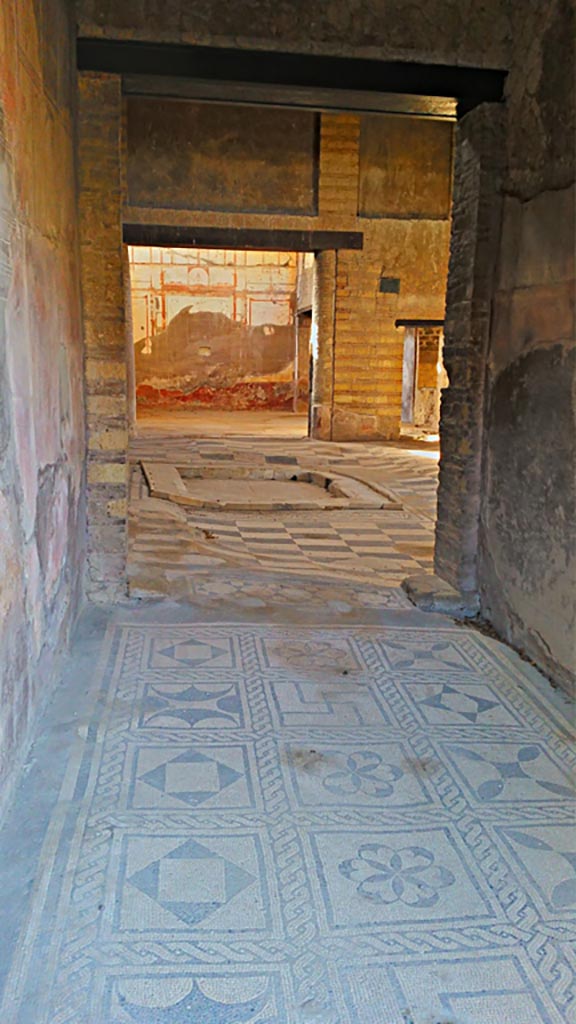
left=1, top=609, right=574, bottom=1023
left=2, top=428, right=573, bottom=1023
left=128, top=434, right=439, bottom=597
left=129, top=433, right=439, bottom=523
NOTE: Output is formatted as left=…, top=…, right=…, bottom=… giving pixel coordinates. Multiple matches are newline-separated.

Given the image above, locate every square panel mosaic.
left=1, top=621, right=574, bottom=1024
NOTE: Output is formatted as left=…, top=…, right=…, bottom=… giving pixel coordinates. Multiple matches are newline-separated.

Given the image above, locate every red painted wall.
left=129, top=246, right=299, bottom=410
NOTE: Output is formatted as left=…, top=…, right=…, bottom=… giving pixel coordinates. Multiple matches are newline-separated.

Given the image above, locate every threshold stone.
left=402, top=572, right=479, bottom=618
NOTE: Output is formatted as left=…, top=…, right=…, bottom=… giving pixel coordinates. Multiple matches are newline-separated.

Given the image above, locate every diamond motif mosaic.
left=1, top=619, right=574, bottom=1024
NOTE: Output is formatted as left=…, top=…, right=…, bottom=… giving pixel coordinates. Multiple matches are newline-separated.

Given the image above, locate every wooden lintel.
left=123, top=223, right=363, bottom=252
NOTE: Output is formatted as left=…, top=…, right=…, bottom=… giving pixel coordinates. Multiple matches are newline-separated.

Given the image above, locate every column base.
left=309, top=404, right=400, bottom=441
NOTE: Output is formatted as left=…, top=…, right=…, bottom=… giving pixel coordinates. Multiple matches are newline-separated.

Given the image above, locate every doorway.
left=128, top=245, right=313, bottom=439
left=399, top=319, right=448, bottom=437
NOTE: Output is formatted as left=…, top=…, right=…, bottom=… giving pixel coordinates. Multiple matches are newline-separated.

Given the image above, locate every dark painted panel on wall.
left=359, top=115, right=453, bottom=218
left=126, top=98, right=318, bottom=214
left=379, top=276, right=400, bottom=293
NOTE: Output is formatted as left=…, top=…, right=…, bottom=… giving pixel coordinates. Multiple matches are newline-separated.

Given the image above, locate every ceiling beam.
left=78, top=39, right=506, bottom=117
left=123, top=224, right=364, bottom=252
left=122, top=75, right=457, bottom=119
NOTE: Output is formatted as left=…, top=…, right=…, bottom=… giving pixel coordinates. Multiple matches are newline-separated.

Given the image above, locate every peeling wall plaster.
left=0, top=0, right=85, bottom=806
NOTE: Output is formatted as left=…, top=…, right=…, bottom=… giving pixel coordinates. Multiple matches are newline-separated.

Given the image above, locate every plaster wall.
left=0, top=0, right=85, bottom=805
left=413, top=327, right=446, bottom=431
left=126, top=100, right=318, bottom=215
left=433, top=0, right=575, bottom=689
left=130, top=246, right=298, bottom=410
left=478, top=0, right=575, bottom=690
left=124, top=101, right=452, bottom=441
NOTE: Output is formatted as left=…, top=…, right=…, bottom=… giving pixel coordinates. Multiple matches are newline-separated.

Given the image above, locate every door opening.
left=127, top=245, right=315, bottom=439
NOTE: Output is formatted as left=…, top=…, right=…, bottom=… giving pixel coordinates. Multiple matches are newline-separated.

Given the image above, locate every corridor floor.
left=0, top=427, right=574, bottom=1024
left=127, top=430, right=439, bottom=599
left=1, top=600, right=574, bottom=1022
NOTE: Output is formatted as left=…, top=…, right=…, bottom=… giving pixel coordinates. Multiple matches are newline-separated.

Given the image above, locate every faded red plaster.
left=137, top=379, right=295, bottom=411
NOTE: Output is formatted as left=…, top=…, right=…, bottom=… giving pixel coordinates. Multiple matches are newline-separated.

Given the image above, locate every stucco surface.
left=76, top=0, right=512, bottom=68
left=127, top=99, right=318, bottom=215
left=359, top=116, right=453, bottom=219
left=0, top=0, right=85, bottom=806
left=476, top=0, right=576, bottom=689
left=479, top=182, right=576, bottom=690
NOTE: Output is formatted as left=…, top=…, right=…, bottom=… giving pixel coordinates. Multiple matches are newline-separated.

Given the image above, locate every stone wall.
left=477, top=0, right=575, bottom=690
left=76, top=0, right=511, bottom=67
left=0, top=0, right=85, bottom=807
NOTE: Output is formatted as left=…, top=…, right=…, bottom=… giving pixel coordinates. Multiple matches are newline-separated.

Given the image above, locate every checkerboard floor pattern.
left=128, top=432, right=438, bottom=591
left=130, top=434, right=439, bottom=516
left=130, top=495, right=435, bottom=586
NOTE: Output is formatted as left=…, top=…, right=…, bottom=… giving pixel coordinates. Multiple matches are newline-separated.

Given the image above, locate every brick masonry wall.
left=320, top=115, right=410, bottom=441
left=79, top=72, right=129, bottom=602
left=417, top=329, right=442, bottom=390
left=0, top=0, right=85, bottom=808
left=123, top=110, right=451, bottom=442
left=321, top=112, right=450, bottom=441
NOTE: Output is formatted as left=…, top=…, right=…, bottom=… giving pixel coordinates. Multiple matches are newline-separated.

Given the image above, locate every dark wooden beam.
left=78, top=39, right=506, bottom=113
left=122, top=75, right=457, bottom=120
left=395, top=318, right=445, bottom=328
left=123, top=223, right=363, bottom=252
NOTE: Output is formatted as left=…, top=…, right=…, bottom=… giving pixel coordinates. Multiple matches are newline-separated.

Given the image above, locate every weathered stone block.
left=87, top=462, right=127, bottom=485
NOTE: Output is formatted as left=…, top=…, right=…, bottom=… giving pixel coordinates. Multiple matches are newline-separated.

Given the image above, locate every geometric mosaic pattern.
left=128, top=435, right=439, bottom=591
left=129, top=432, right=440, bottom=528
left=1, top=619, right=574, bottom=1023
left=128, top=745, right=253, bottom=809
left=130, top=501, right=436, bottom=587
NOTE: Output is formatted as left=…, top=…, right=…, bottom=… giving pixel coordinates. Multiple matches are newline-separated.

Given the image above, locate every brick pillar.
left=315, top=113, right=404, bottom=441
left=435, top=104, right=506, bottom=594
left=318, top=114, right=360, bottom=218
left=78, top=73, right=128, bottom=601
left=310, top=114, right=359, bottom=440
left=310, top=250, right=337, bottom=439
left=122, top=244, right=137, bottom=436
left=332, top=229, right=403, bottom=441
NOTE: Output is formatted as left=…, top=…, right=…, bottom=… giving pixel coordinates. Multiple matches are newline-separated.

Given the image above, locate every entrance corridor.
left=1, top=425, right=573, bottom=1024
